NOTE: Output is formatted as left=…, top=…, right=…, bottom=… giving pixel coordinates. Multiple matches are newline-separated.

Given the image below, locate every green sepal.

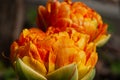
left=96, top=34, right=111, bottom=47
left=81, top=68, right=95, bottom=80
left=15, top=58, right=47, bottom=80
left=46, top=63, right=78, bottom=80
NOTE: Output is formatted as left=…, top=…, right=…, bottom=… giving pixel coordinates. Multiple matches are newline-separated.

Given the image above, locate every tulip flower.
left=10, top=0, right=111, bottom=80
left=37, top=0, right=110, bottom=47
left=10, top=28, right=97, bottom=80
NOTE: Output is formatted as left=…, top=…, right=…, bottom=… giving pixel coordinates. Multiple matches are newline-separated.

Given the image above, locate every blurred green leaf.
left=0, top=61, right=5, bottom=70
left=3, top=67, right=16, bottom=80
left=103, top=20, right=114, bottom=33
left=0, top=61, right=17, bottom=80
left=110, top=61, right=120, bottom=75
left=27, top=7, right=37, bottom=25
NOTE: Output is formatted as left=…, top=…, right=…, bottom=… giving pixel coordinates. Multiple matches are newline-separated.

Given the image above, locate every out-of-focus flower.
left=10, top=28, right=97, bottom=80
left=37, top=0, right=110, bottom=46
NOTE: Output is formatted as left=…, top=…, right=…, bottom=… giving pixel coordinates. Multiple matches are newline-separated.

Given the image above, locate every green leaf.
left=81, top=68, right=95, bottom=80
left=46, top=63, right=78, bottom=80
left=15, top=58, right=47, bottom=80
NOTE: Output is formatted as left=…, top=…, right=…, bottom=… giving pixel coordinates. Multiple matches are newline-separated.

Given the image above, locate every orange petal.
left=85, top=42, right=98, bottom=67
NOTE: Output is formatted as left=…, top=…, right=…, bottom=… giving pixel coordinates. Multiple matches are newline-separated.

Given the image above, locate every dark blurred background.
left=0, top=0, right=120, bottom=80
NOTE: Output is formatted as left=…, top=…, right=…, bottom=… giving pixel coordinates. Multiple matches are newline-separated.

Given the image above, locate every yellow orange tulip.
left=37, top=0, right=110, bottom=45
left=10, top=0, right=110, bottom=80
left=10, top=28, right=97, bottom=79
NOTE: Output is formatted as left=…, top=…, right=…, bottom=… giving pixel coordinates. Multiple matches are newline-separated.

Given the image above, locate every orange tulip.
left=37, top=0, right=110, bottom=45
left=10, top=0, right=110, bottom=80
left=10, top=28, right=97, bottom=79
